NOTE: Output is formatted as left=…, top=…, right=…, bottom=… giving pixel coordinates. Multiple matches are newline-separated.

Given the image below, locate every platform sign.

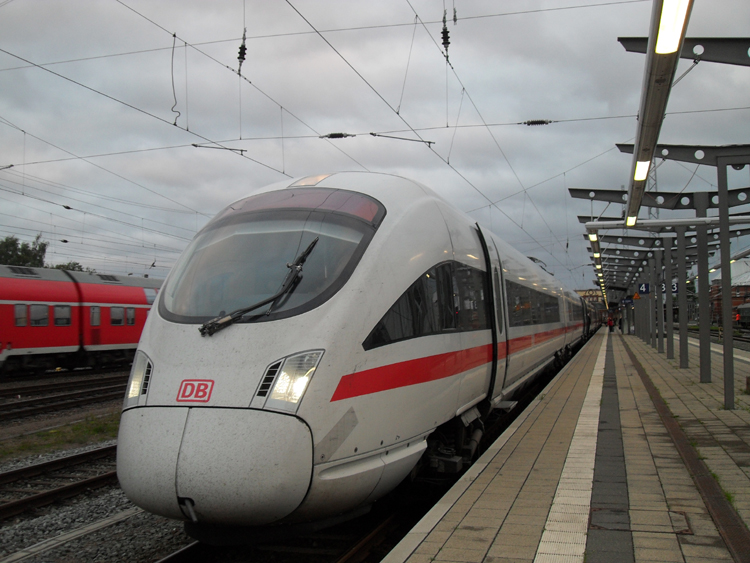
left=621, top=298, right=634, bottom=305
left=661, top=282, right=678, bottom=294
left=638, top=283, right=650, bottom=294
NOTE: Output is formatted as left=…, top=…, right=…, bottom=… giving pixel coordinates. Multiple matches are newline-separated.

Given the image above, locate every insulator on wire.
left=441, top=10, right=450, bottom=56
left=524, top=120, right=553, bottom=126
left=237, top=28, right=247, bottom=73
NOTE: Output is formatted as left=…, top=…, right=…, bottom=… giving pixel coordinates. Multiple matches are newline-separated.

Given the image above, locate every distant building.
left=575, top=289, right=603, bottom=305
left=709, top=259, right=750, bottom=324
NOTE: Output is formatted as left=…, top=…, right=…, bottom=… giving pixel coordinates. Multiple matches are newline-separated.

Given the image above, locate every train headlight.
left=124, top=350, right=153, bottom=409
left=262, top=350, right=323, bottom=413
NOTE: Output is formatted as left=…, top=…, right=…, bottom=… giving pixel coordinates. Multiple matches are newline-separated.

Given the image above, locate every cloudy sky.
left=1, top=0, right=748, bottom=290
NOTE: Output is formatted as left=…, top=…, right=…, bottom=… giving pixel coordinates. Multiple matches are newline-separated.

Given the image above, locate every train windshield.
left=159, top=188, right=385, bottom=324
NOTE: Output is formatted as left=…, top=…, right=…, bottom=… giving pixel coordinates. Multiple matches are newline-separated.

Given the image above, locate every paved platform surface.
left=383, top=330, right=750, bottom=563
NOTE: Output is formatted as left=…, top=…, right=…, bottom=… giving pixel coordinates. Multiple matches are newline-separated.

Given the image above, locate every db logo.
left=176, top=379, right=214, bottom=402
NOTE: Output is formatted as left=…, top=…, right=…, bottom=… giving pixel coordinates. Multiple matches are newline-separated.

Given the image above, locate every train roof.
left=0, top=264, right=162, bottom=289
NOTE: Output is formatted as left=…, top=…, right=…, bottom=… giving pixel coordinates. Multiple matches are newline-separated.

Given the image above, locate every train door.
left=475, top=225, right=509, bottom=404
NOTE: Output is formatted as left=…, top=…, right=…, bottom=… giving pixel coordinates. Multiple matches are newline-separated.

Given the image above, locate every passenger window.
left=126, top=307, right=136, bottom=326
left=543, top=294, right=560, bottom=323
left=506, top=280, right=560, bottom=327
left=14, top=304, right=27, bottom=327
left=90, top=306, right=101, bottom=326
left=54, top=305, right=72, bottom=326
left=110, top=307, right=124, bottom=326
left=30, top=304, right=49, bottom=327
left=363, top=261, right=489, bottom=350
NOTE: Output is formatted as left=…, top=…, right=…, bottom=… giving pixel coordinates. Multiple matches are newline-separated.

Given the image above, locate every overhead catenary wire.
left=8, top=103, right=747, bottom=170
left=284, top=0, right=586, bottom=275
left=403, top=1, right=573, bottom=270
left=113, top=0, right=370, bottom=173
left=0, top=48, right=290, bottom=178
left=0, top=186, right=193, bottom=243
left=0, top=178, right=198, bottom=237
left=0, top=167, right=200, bottom=215
left=0, top=0, right=651, bottom=77
left=0, top=113, right=211, bottom=217
left=0, top=212, right=183, bottom=255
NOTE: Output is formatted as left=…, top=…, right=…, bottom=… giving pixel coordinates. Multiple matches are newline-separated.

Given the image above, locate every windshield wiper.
left=199, top=237, right=319, bottom=337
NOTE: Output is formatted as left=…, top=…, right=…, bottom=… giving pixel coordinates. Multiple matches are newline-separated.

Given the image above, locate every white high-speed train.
left=117, top=172, right=597, bottom=542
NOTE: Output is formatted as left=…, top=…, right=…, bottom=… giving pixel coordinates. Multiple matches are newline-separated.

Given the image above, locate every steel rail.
left=0, top=445, right=118, bottom=520
left=0, top=385, right=125, bottom=421
left=0, top=471, right=118, bottom=520
left=0, top=445, right=117, bottom=486
left=0, top=375, right=128, bottom=399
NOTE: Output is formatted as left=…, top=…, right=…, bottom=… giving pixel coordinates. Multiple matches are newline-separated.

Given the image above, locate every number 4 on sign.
left=638, top=283, right=650, bottom=294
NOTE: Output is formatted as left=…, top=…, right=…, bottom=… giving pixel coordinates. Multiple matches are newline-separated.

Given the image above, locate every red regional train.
left=0, top=265, right=161, bottom=374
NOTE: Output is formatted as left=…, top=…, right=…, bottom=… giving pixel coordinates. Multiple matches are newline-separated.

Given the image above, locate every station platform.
left=383, top=330, right=750, bottom=563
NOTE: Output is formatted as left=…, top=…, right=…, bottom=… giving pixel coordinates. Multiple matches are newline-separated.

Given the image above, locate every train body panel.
left=117, top=172, right=596, bottom=536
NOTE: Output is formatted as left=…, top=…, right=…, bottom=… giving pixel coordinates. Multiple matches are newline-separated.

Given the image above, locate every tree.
left=51, top=261, right=97, bottom=273
left=0, top=234, right=48, bottom=267
left=53, top=261, right=84, bottom=271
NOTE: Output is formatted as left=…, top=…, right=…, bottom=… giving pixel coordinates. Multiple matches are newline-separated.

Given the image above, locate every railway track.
left=154, top=501, right=418, bottom=563
left=687, top=327, right=750, bottom=344
left=0, top=383, right=127, bottom=422
left=0, top=444, right=118, bottom=520
left=0, top=374, right=129, bottom=399
left=1, top=364, right=130, bottom=383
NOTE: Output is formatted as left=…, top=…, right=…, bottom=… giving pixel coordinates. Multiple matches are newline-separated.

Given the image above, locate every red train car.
left=0, top=265, right=161, bottom=374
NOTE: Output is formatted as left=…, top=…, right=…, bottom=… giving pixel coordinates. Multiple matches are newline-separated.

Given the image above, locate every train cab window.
left=14, top=304, right=27, bottom=327
left=159, top=188, right=385, bottom=324
left=30, top=304, right=49, bottom=327
left=111, top=307, right=124, bottom=326
left=54, top=305, right=72, bottom=327
left=126, top=307, right=136, bottom=325
left=90, top=306, right=101, bottom=326
left=363, top=261, right=489, bottom=350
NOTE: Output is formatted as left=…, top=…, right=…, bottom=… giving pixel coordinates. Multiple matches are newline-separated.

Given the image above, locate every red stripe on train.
left=330, top=344, right=493, bottom=402
left=330, top=323, right=585, bottom=402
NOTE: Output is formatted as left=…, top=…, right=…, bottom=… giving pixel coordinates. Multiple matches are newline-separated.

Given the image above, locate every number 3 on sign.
left=660, top=282, right=679, bottom=294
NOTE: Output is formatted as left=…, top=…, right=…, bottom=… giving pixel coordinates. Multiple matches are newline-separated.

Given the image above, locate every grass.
left=0, top=409, right=121, bottom=464
left=709, top=471, right=738, bottom=507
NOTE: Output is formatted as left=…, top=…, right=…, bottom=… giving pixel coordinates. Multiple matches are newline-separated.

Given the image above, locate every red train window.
left=30, top=304, right=49, bottom=327
left=111, top=307, right=124, bottom=326
left=126, top=308, right=135, bottom=326
left=14, top=304, right=27, bottom=327
left=54, top=305, right=72, bottom=326
left=91, top=306, right=101, bottom=326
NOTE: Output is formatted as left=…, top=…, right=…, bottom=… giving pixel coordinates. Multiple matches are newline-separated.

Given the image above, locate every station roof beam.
left=620, top=0, right=694, bottom=227
left=619, top=37, right=750, bottom=67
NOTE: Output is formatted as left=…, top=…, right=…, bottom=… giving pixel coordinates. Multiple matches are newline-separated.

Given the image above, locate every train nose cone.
left=118, top=407, right=313, bottom=526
